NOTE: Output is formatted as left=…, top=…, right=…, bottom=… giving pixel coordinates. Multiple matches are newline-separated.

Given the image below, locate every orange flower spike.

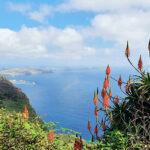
left=115, top=96, right=119, bottom=104
left=148, top=39, right=150, bottom=57
left=106, top=65, right=111, bottom=76
left=102, top=122, right=106, bottom=131
left=138, top=55, right=143, bottom=71
left=94, top=125, right=98, bottom=136
left=126, top=83, right=129, bottom=94
left=98, top=136, right=101, bottom=141
left=101, top=88, right=105, bottom=99
left=101, top=119, right=106, bottom=131
left=88, top=119, right=91, bottom=131
left=128, top=76, right=132, bottom=84
left=118, top=75, right=122, bottom=89
left=93, top=91, right=98, bottom=105
left=101, top=119, right=104, bottom=127
left=109, top=87, right=112, bottom=98
left=94, top=106, right=98, bottom=117
left=23, top=105, right=29, bottom=122
left=103, top=91, right=109, bottom=108
left=103, top=76, right=109, bottom=89
left=47, top=128, right=54, bottom=142
left=107, top=75, right=109, bottom=85
left=125, top=40, right=130, bottom=58
left=97, top=87, right=99, bottom=98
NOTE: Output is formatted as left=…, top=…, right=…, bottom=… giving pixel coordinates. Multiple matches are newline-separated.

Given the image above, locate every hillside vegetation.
left=0, top=77, right=47, bottom=131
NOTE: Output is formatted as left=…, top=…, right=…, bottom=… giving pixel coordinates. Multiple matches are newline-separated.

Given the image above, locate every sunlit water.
left=9, top=67, right=137, bottom=141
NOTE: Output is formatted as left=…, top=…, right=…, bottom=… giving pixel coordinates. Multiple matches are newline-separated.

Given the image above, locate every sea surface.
left=8, top=67, right=138, bottom=141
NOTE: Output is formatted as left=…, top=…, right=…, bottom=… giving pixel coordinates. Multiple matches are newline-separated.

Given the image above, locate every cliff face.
left=0, top=77, right=47, bottom=131
left=0, top=77, right=27, bottom=100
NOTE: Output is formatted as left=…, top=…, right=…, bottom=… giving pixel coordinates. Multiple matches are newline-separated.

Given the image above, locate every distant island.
left=0, top=67, right=56, bottom=77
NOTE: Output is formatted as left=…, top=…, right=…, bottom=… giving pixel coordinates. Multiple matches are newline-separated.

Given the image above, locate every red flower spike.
left=123, top=102, right=127, bottom=108
left=101, top=119, right=104, bottom=127
left=128, top=76, right=132, bottom=84
left=98, top=136, right=101, bottom=140
left=94, top=125, right=98, bottom=136
left=106, top=65, right=111, bottom=76
left=97, top=87, right=99, bottom=98
left=74, top=137, right=82, bottom=150
left=138, top=55, right=143, bottom=71
left=103, top=91, right=109, bottom=108
left=23, top=105, right=29, bottom=122
left=118, top=75, right=122, bottom=89
left=47, top=128, right=54, bottom=142
left=125, top=41, right=130, bottom=58
left=115, top=96, right=119, bottom=104
left=107, top=75, right=109, bottom=85
left=102, top=123, right=106, bottom=131
left=148, top=40, right=150, bottom=57
left=103, top=76, right=109, bottom=89
left=94, top=106, right=98, bottom=117
left=88, top=119, right=91, bottom=131
left=93, top=91, right=97, bottom=105
left=109, top=87, right=112, bottom=98
left=101, top=119, right=106, bottom=131
left=126, top=83, right=129, bottom=94
left=101, top=88, right=105, bottom=98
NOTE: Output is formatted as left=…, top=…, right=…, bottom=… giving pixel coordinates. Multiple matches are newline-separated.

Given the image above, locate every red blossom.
left=103, top=76, right=109, bottom=89
left=94, top=125, right=98, bottom=136
left=101, top=88, right=105, bottom=99
left=88, top=119, right=91, bottom=131
left=109, top=87, right=112, bottom=98
left=118, top=75, right=122, bottom=89
left=126, top=83, right=129, bottom=94
left=74, top=136, right=83, bottom=150
left=47, top=128, right=54, bottom=142
left=101, top=119, right=106, bottom=131
left=138, top=55, right=143, bottom=71
left=102, top=91, right=109, bottom=108
left=125, top=41, right=130, bottom=58
left=106, top=65, right=111, bottom=76
left=115, top=96, right=119, bottom=104
left=94, top=106, right=98, bottom=117
left=107, top=75, right=109, bottom=85
left=23, top=105, right=29, bottom=122
left=128, top=76, right=132, bottom=84
left=93, top=91, right=97, bottom=105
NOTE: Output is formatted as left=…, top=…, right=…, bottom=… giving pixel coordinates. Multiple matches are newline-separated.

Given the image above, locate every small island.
left=0, top=67, right=56, bottom=77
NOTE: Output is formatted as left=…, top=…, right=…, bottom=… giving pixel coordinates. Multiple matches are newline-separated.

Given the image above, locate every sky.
left=0, top=0, right=150, bottom=69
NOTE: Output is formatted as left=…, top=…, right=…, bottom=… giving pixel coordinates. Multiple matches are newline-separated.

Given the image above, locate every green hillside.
left=0, top=77, right=47, bottom=131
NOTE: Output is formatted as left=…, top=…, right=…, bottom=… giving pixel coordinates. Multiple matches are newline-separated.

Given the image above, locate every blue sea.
left=8, top=67, right=138, bottom=141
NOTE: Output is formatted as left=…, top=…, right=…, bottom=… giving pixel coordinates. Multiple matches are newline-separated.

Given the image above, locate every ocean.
left=8, top=67, right=138, bottom=141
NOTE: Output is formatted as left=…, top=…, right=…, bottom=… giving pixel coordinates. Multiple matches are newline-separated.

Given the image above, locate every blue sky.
left=0, top=0, right=150, bottom=69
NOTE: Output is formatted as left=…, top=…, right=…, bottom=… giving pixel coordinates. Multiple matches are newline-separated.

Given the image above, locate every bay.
left=9, top=67, right=138, bottom=141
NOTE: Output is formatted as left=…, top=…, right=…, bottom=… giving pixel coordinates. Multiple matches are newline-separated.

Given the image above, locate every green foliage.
left=99, top=130, right=129, bottom=149
left=0, top=108, right=85, bottom=150
left=0, top=108, right=51, bottom=150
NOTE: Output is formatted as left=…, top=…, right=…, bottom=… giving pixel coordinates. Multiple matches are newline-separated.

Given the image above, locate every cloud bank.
left=1, top=0, right=150, bottom=67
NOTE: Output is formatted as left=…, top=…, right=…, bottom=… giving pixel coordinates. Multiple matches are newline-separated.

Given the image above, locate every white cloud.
left=0, top=26, right=96, bottom=64
left=7, top=3, right=53, bottom=23
left=5, top=1, right=150, bottom=67
left=89, top=11, right=150, bottom=48
left=57, top=0, right=150, bottom=12
left=7, top=2, right=31, bottom=13
left=29, top=5, right=53, bottom=23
